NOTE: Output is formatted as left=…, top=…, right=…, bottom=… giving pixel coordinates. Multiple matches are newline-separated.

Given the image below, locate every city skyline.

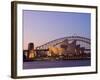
left=23, top=10, right=91, bottom=50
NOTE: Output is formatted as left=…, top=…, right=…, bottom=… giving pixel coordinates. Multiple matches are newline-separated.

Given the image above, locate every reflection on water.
left=23, top=59, right=91, bottom=69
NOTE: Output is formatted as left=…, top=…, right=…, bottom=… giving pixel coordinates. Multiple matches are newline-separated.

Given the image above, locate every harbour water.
left=23, top=59, right=91, bottom=69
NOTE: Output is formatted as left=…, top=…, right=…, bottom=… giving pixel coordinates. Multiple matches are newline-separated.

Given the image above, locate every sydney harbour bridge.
left=36, top=36, right=90, bottom=49
left=23, top=36, right=91, bottom=61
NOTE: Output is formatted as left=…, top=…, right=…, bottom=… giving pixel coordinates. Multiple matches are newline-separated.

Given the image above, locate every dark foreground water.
left=23, top=59, right=91, bottom=69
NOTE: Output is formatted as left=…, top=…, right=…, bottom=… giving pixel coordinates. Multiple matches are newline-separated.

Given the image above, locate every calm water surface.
left=23, top=59, right=91, bottom=69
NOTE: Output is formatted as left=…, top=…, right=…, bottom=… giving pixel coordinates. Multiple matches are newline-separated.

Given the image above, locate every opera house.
left=23, top=38, right=90, bottom=61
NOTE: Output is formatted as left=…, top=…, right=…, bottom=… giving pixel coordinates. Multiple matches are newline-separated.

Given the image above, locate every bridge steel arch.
left=36, top=36, right=90, bottom=50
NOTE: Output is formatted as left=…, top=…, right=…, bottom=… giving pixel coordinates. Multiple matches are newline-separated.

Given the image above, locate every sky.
left=23, top=10, right=91, bottom=50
